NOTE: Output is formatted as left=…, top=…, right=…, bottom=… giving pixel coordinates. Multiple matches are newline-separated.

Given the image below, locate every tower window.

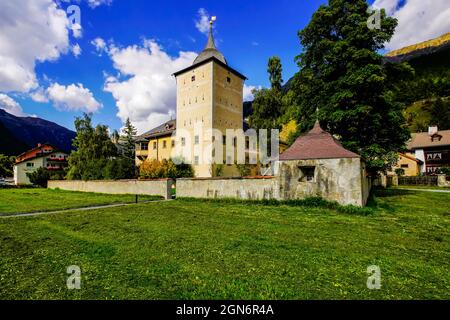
left=227, top=77, right=231, bottom=83
left=195, top=135, right=199, bottom=145
left=181, top=137, right=186, bottom=147
left=191, top=75, right=196, bottom=82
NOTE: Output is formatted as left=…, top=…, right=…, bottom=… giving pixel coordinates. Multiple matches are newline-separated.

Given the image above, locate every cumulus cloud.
left=195, top=8, right=212, bottom=36
left=0, top=94, right=26, bottom=117
left=30, top=87, right=50, bottom=103
left=47, top=83, right=102, bottom=112
left=91, top=37, right=107, bottom=54
left=103, top=39, right=197, bottom=133
left=373, top=0, right=450, bottom=50
left=86, top=0, right=112, bottom=8
left=72, top=44, right=82, bottom=57
left=243, top=84, right=262, bottom=102
left=0, top=0, right=71, bottom=93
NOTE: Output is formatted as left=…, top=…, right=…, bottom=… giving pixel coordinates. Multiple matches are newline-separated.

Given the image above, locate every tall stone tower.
left=173, top=17, right=247, bottom=177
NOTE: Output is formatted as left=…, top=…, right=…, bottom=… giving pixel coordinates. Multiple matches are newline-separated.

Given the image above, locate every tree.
left=66, top=113, right=118, bottom=180
left=0, top=154, right=15, bottom=178
left=122, top=118, right=137, bottom=160
left=430, top=98, right=450, bottom=130
left=249, top=57, right=285, bottom=130
left=268, top=56, right=283, bottom=92
left=27, top=167, right=50, bottom=187
left=290, top=0, right=410, bottom=173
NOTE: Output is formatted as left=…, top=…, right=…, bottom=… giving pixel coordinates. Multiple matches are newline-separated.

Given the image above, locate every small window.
left=171, top=140, right=175, bottom=148
left=194, top=135, right=199, bottom=145
left=226, top=156, right=232, bottom=166
left=163, top=140, right=167, bottom=149
left=194, top=156, right=199, bottom=165
left=401, top=164, right=409, bottom=168
left=212, top=148, right=216, bottom=158
left=141, top=143, right=148, bottom=150
left=26, top=163, right=34, bottom=168
left=222, top=135, right=226, bottom=145
left=191, top=75, right=196, bottom=82
left=153, top=142, right=157, bottom=150
left=299, top=166, right=315, bottom=182
left=233, top=137, right=237, bottom=147
left=226, top=76, right=231, bottom=83
left=181, top=137, right=186, bottom=147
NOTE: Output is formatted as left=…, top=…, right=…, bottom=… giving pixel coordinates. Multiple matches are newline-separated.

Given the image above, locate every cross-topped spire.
left=206, top=16, right=217, bottom=50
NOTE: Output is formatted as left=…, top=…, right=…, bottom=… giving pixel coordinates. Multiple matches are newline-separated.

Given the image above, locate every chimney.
left=428, top=126, right=438, bottom=136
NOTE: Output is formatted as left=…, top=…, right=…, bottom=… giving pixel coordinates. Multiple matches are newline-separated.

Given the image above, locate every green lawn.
left=0, top=188, right=449, bottom=299
left=0, top=188, right=162, bottom=215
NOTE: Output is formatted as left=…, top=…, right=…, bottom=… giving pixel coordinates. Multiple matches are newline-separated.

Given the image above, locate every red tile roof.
left=279, top=121, right=360, bottom=160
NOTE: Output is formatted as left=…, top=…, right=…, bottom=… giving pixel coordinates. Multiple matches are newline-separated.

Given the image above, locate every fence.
left=398, top=176, right=438, bottom=186
left=48, top=179, right=175, bottom=199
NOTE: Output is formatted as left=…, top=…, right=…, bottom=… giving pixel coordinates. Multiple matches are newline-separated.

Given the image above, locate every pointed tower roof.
left=279, top=121, right=360, bottom=160
left=193, top=18, right=227, bottom=65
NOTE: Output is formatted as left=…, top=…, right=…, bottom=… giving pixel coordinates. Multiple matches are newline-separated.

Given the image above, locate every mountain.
left=385, top=33, right=450, bottom=65
left=0, top=109, right=76, bottom=156
left=385, top=33, right=450, bottom=132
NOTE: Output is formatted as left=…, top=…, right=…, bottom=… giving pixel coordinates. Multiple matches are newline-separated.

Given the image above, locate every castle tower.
left=173, top=17, right=247, bottom=177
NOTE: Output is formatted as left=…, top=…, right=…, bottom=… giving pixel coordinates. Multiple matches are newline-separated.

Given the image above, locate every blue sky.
left=0, top=0, right=449, bottom=133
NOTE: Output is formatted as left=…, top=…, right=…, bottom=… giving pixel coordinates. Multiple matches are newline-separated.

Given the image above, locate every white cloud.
left=72, top=43, right=82, bottom=57
left=0, top=0, right=71, bottom=93
left=373, top=0, right=450, bottom=51
left=30, top=87, right=49, bottom=103
left=87, top=0, right=112, bottom=8
left=243, top=84, right=261, bottom=102
left=0, top=94, right=25, bottom=117
left=91, top=37, right=107, bottom=54
left=103, top=39, right=197, bottom=133
left=47, top=83, right=102, bottom=112
left=195, top=8, right=211, bottom=36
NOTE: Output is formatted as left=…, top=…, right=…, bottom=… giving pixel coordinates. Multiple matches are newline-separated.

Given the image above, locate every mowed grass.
left=0, top=188, right=449, bottom=300
left=0, top=188, right=163, bottom=215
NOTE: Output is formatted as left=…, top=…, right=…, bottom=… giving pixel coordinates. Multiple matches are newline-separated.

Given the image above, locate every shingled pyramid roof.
left=192, top=20, right=227, bottom=65
left=279, top=121, right=360, bottom=160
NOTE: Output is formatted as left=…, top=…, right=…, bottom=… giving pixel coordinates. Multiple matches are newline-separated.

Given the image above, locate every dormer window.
left=431, top=134, right=442, bottom=142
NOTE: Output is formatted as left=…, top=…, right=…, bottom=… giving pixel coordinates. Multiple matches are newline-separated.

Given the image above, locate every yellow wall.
left=175, top=61, right=244, bottom=177
left=389, top=153, right=421, bottom=176
left=135, top=136, right=175, bottom=165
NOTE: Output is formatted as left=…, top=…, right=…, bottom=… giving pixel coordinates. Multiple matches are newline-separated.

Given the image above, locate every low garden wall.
left=48, top=179, right=175, bottom=199
left=176, top=177, right=281, bottom=200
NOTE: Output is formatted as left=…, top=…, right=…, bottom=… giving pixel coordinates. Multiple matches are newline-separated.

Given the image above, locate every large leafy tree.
left=249, top=56, right=285, bottom=130
left=66, top=113, right=118, bottom=180
left=290, top=0, right=411, bottom=173
left=0, top=154, right=15, bottom=178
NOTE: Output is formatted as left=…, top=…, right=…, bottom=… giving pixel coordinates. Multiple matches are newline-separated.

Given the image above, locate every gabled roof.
left=279, top=121, right=360, bottom=161
left=400, top=153, right=423, bottom=164
left=15, top=148, right=68, bottom=165
left=407, top=129, right=450, bottom=150
left=135, top=119, right=176, bottom=142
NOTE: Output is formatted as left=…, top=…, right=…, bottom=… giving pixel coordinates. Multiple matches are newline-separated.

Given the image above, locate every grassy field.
left=0, top=188, right=449, bottom=300
left=0, top=188, right=162, bottom=215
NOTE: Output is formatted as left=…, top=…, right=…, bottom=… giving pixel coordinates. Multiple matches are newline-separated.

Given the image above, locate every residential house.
left=13, top=143, right=69, bottom=185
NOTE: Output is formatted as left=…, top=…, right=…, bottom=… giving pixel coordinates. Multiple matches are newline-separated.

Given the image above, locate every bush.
left=438, top=167, right=450, bottom=177
left=140, top=159, right=194, bottom=179
left=395, top=168, right=405, bottom=176
left=27, top=167, right=50, bottom=187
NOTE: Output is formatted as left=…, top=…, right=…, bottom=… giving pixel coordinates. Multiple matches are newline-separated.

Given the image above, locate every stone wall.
left=48, top=179, right=174, bottom=199
left=278, top=158, right=368, bottom=206
left=176, top=177, right=280, bottom=200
